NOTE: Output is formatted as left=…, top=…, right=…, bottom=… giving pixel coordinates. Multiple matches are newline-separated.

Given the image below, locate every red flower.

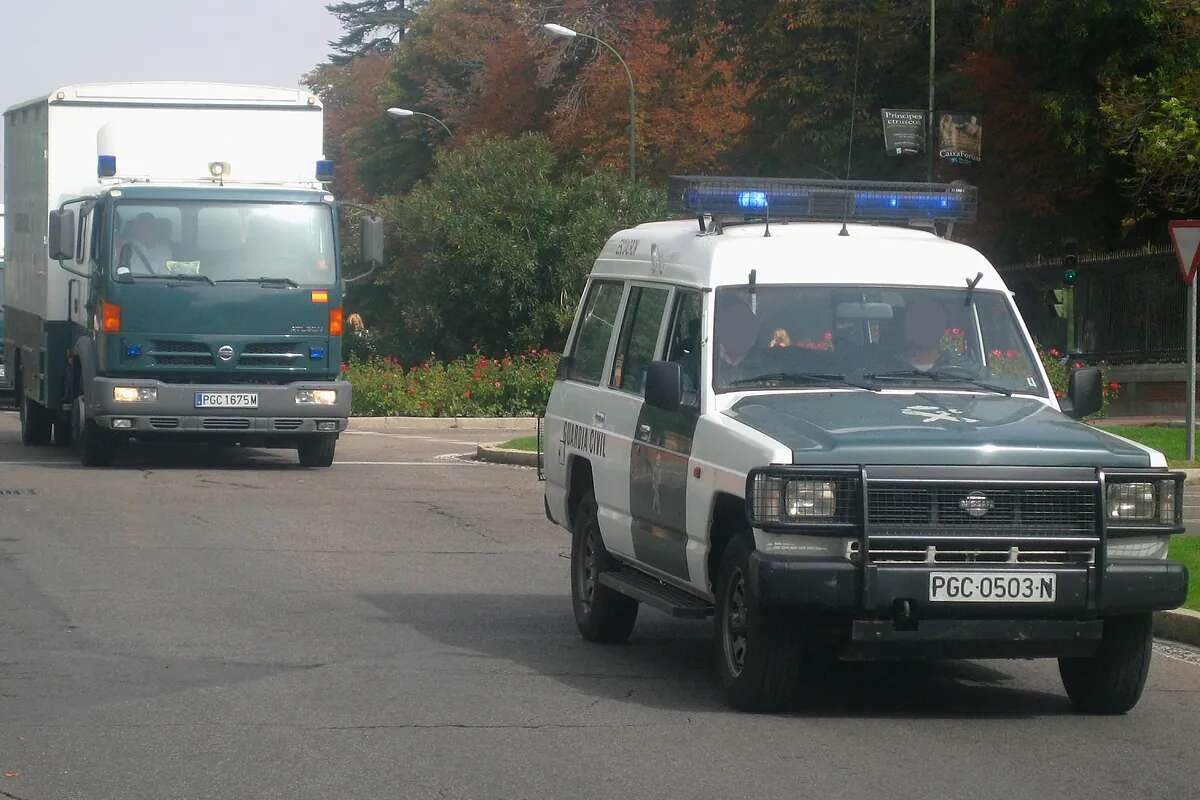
left=1109, top=382, right=1120, bottom=390
left=991, top=348, right=1003, bottom=358
left=494, top=381, right=502, bottom=389
left=1072, top=361, right=1085, bottom=369
left=1054, top=390, right=1065, bottom=398
left=472, top=369, right=482, bottom=380
left=478, top=357, right=489, bottom=369
left=1005, top=348, right=1018, bottom=360
left=542, top=348, right=551, bottom=355
left=463, top=390, right=471, bottom=399
left=419, top=401, right=429, bottom=409
left=340, top=363, right=348, bottom=373
left=1049, top=348, right=1061, bottom=358
left=951, top=327, right=964, bottom=337
left=408, top=387, right=417, bottom=396
left=822, top=331, right=833, bottom=341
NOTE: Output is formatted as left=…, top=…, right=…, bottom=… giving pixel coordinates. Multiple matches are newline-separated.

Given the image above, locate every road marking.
left=334, top=460, right=482, bottom=466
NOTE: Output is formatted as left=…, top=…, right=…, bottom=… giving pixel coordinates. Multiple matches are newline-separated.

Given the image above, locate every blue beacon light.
left=309, top=346, right=326, bottom=361
left=737, top=191, right=769, bottom=210
left=98, top=155, right=117, bottom=178
left=316, top=160, right=335, bottom=182
left=125, top=345, right=142, bottom=358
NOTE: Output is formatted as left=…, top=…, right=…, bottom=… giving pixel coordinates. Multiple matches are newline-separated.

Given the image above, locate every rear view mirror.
left=361, top=215, right=384, bottom=265
left=1061, top=366, right=1103, bottom=419
left=645, top=361, right=683, bottom=413
left=836, top=301, right=893, bottom=320
left=48, top=209, right=76, bottom=261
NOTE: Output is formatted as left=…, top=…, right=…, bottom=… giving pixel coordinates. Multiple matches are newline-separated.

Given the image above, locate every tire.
left=73, top=396, right=115, bottom=467
left=570, top=491, right=638, bottom=643
left=714, top=534, right=806, bottom=711
left=20, top=395, right=52, bottom=446
left=297, top=435, right=337, bottom=467
left=1059, top=613, right=1153, bottom=714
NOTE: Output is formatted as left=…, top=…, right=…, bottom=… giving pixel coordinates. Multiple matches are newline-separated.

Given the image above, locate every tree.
left=378, top=135, right=666, bottom=359
left=304, top=52, right=393, bottom=200
left=326, top=0, right=424, bottom=65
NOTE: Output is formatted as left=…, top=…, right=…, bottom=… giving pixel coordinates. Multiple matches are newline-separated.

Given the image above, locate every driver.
left=903, top=297, right=958, bottom=371
left=716, top=299, right=761, bottom=383
left=119, top=213, right=172, bottom=275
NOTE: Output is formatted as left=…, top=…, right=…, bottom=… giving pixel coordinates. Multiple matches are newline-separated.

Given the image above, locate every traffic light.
left=1063, top=268, right=1078, bottom=286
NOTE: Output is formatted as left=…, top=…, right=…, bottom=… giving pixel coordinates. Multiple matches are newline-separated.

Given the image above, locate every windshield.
left=111, top=201, right=336, bottom=285
left=713, top=285, right=1046, bottom=395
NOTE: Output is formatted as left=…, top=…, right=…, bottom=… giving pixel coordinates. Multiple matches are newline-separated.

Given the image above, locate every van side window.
left=610, top=286, right=669, bottom=394
left=665, top=290, right=703, bottom=408
left=568, top=280, right=624, bottom=383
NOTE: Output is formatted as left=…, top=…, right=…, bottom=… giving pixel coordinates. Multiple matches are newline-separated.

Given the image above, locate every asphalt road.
left=1, top=412, right=1199, bottom=800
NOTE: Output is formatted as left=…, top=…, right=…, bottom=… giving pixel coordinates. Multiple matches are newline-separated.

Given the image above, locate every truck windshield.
left=111, top=201, right=336, bottom=286
left=713, top=285, right=1046, bottom=395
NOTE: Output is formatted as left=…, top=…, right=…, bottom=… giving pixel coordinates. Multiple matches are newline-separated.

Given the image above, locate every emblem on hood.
left=902, top=404, right=980, bottom=424
left=959, top=492, right=993, bottom=518
left=218, top=345, right=235, bottom=361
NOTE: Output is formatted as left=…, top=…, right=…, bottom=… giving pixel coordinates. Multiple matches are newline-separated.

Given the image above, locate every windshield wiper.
left=216, top=277, right=299, bottom=288
left=862, top=368, right=1013, bottom=397
left=124, top=273, right=214, bottom=286
left=728, top=371, right=879, bottom=391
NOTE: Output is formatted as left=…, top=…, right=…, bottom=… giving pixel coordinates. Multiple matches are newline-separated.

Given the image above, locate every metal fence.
left=1000, top=246, right=1183, bottom=363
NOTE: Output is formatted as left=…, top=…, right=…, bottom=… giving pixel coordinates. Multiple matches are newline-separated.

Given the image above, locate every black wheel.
left=20, top=395, right=52, bottom=446
left=73, top=396, right=115, bottom=467
left=1059, top=613, right=1153, bottom=714
left=571, top=491, right=638, bottom=643
left=714, top=534, right=807, bottom=711
left=297, top=435, right=337, bottom=467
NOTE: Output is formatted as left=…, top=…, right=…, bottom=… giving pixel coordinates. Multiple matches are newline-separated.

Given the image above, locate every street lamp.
left=543, top=22, right=637, bottom=182
left=386, top=107, right=453, bottom=138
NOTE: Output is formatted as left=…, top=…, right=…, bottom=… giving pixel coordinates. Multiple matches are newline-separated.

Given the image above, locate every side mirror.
left=645, top=361, right=683, bottom=413
left=1061, top=366, right=1103, bottom=419
left=361, top=215, right=384, bottom=266
left=48, top=209, right=76, bottom=262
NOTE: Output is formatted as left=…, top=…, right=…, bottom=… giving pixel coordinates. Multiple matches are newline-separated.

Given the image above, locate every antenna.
left=839, top=6, right=864, bottom=238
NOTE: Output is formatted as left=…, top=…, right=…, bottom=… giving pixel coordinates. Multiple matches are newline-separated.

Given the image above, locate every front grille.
left=201, top=418, right=251, bottom=430
left=240, top=342, right=305, bottom=369
left=274, top=418, right=303, bottom=430
left=868, top=485, right=1097, bottom=534
left=149, top=340, right=213, bottom=368
left=149, top=417, right=180, bottom=429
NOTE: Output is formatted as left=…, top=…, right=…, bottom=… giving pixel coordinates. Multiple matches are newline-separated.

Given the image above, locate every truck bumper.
left=88, top=376, right=351, bottom=437
left=749, top=552, right=1188, bottom=658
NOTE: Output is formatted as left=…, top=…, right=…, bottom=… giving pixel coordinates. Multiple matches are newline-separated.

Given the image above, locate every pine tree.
left=326, top=0, right=424, bottom=65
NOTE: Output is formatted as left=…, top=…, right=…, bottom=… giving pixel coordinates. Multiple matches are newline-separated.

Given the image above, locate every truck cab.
left=542, top=176, right=1188, bottom=714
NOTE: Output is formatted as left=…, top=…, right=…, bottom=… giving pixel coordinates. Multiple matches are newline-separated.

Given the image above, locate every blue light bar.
left=98, top=155, right=117, bottom=178
left=316, top=160, right=334, bottom=182
left=669, top=176, right=977, bottom=223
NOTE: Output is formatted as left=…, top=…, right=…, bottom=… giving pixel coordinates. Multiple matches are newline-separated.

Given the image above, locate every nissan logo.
left=218, top=345, right=235, bottom=362
left=959, top=492, right=993, bottom=518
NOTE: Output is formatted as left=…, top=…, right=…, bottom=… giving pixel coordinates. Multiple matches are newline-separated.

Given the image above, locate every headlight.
left=296, top=389, right=338, bottom=405
left=113, top=386, right=156, bottom=402
left=784, top=480, right=837, bottom=518
left=747, top=469, right=856, bottom=528
left=1106, top=480, right=1179, bottom=524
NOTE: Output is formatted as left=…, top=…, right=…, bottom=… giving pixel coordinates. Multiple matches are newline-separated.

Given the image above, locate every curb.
left=1155, top=608, right=1200, bottom=647
left=350, top=416, right=538, bottom=432
left=476, top=443, right=541, bottom=467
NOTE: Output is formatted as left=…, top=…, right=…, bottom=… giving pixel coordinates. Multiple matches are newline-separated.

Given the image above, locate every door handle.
left=637, top=423, right=652, bottom=440
left=593, top=411, right=606, bottom=425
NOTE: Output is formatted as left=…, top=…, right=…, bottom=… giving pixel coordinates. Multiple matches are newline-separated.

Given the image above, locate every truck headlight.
left=747, top=469, right=857, bottom=529
left=1106, top=479, right=1180, bottom=525
left=784, top=480, right=837, bottom=518
left=296, top=389, right=338, bottom=405
left=113, top=386, right=156, bottom=402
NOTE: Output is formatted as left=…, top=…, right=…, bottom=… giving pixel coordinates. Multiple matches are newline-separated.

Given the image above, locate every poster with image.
left=938, top=112, right=982, bottom=165
left=881, top=109, right=927, bottom=155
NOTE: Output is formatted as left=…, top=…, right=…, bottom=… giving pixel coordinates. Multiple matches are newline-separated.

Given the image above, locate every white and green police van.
left=543, top=177, right=1188, bottom=713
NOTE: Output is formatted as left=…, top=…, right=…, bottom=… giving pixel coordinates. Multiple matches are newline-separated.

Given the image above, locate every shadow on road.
left=359, top=591, right=1075, bottom=719
left=15, top=441, right=305, bottom=471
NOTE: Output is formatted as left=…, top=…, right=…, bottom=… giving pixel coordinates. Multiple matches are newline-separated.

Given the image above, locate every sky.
left=0, top=0, right=344, bottom=186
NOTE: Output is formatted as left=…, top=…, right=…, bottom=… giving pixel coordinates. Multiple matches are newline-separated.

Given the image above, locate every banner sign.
left=881, top=109, right=926, bottom=156
left=938, top=112, right=982, bottom=165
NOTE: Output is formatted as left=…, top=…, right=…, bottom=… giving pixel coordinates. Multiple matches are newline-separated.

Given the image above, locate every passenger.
left=716, top=300, right=760, bottom=382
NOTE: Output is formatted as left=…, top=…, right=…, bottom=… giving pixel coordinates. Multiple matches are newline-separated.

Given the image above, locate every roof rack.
left=667, top=176, right=977, bottom=225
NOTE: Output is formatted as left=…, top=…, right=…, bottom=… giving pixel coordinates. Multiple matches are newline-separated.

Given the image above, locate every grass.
left=1169, top=537, right=1200, bottom=612
left=1100, top=426, right=1200, bottom=467
left=498, top=435, right=539, bottom=452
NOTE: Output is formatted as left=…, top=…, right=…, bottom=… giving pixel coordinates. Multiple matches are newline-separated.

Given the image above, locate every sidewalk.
left=1091, top=416, right=1184, bottom=428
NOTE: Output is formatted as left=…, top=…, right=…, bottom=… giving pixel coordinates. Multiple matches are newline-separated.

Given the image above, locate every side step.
left=598, top=569, right=713, bottom=619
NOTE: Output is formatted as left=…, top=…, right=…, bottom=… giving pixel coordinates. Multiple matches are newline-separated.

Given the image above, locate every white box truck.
left=2, top=82, right=382, bottom=465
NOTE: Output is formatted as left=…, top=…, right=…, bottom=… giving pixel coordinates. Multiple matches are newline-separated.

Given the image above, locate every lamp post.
left=543, top=22, right=637, bottom=182
left=386, top=107, right=453, bottom=138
